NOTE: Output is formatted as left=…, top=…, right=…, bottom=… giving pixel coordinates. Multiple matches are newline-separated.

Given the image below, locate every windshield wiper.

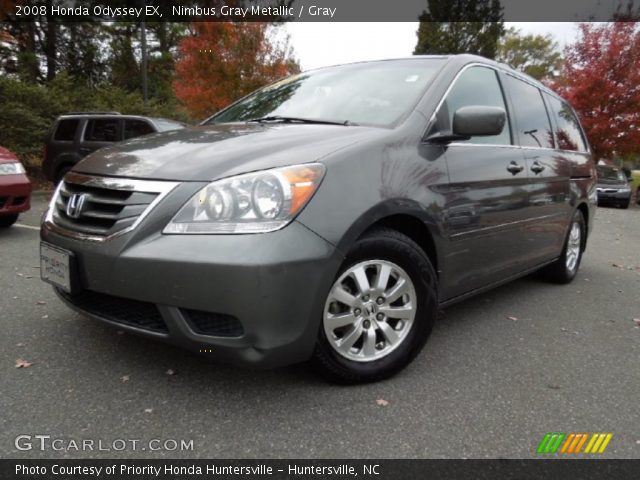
left=247, top=116, right=357, bottom=126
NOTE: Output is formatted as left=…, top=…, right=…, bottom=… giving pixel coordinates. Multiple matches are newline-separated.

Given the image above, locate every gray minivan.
left=40, top=55, right=596, bottom=383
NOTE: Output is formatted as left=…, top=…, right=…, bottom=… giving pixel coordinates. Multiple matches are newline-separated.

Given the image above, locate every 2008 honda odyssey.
left=41, top=55, right=596, bottom=384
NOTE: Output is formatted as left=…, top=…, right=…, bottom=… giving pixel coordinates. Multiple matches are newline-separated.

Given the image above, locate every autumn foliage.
left=173, top=22, right=299, bottom=120
left=550, top=22, right=640, bottom=160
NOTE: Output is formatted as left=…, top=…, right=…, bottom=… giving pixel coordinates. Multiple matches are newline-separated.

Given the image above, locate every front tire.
left=0, top=214, right=19, bottom=228
left=539, top=210, right=585, bottom=284
left=311, top=228, right=437, bottom=384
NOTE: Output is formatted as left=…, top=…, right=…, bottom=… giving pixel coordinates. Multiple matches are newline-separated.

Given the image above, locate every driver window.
left=434, top=67, right=511, bottom=145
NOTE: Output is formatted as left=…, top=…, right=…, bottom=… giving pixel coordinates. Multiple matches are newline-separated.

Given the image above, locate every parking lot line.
left=15, top=223, right=40, bottom=231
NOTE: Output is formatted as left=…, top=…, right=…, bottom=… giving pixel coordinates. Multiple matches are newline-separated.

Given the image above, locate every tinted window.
left=545, top=95, right=587, bottom=152
left=436, top=66, right=511, bottom=145
left=208, top=59, right=444, bottom=128
left=54, top=119, right=79, bottom=141
left=84, top=119, right=119, bottom=142
left=504, top=76, right=553, bottom=149
left=124, top=119, right=155, bottom=140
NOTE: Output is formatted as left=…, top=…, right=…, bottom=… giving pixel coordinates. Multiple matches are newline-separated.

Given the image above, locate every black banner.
left=2, top=0, right=640, bottom=22
left=3, top=459, right=640, bottom=480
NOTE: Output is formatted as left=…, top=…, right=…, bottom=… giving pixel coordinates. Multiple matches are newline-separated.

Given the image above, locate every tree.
left=414, top=0, right=504, bottom=59
left=550, top=22, right=640, bottom=160
left=173, top=22, right=300, bottom=119
left=496, top=27, right=561, bottom=80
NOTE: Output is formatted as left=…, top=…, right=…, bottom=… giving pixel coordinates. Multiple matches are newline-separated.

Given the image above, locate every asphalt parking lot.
left=1, top=194, right=639, bottom=459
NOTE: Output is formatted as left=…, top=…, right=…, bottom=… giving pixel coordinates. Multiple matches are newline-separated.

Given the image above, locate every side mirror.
left=453, top=106, right=506, bottom=137
left=426, top=106, right=506, bottom=144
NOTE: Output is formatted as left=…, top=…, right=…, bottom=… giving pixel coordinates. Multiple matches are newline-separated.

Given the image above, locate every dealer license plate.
left=40, top=242, right=73, bottom=293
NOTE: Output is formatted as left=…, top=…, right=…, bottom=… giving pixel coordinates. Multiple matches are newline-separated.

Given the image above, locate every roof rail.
left=62, top=111, right=122, bottom=115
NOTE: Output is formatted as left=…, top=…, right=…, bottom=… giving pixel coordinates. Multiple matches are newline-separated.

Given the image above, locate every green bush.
left=0, top=75, right=191, bottom=163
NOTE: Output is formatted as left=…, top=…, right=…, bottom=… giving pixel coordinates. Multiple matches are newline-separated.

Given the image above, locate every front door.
left=432, top=66, right=531, bottom=300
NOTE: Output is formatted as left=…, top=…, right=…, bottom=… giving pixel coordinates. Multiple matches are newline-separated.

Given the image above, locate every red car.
left=0, top=146, right=31, bottom=227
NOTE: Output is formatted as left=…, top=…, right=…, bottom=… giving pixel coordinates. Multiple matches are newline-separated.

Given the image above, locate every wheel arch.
left=330, top=200, right=444, bottom=279
left=575, top=201, right=590, bottom=250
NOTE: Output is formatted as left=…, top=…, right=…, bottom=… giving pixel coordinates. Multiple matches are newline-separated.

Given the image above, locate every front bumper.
left=0, top=174, right=31, bottom=215
left=41, top=221, right=343, bottom=368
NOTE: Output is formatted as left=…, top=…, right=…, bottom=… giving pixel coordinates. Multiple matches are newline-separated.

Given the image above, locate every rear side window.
left=124, top=119, right=155, bottom=139
left=504, top=76, right=554, bottom=149
left=84, top=119, right=120, bottom=142
left=545, top=95, right=587, bottom=152
left=53, top=119, right=79, bottom=141
left=437, top=66, right=511, bottom=145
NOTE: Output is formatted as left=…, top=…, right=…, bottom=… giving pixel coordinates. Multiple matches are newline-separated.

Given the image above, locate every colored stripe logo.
left=537, top=433, right=613, bottom=454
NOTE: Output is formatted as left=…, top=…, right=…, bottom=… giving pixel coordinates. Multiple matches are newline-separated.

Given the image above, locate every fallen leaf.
left=16, top=359, right=34, bottom=368
left=547, top=384, right=561, bottom=390
left=166, top=369, right=176, bottom=376
left=41, top=315, right=48, bottom=319
left=507, top=316, right=518, bottom=321
left=16, top=343, right=25, bottom=347
left=16, top=273, right=24, bottom=277
left=144, top=408, right=153, bottom=413
left=120, top=375, right=130, bottom=383
left=36, top=301, right=46, bottom=305
left=375, top=399, right=389, bottom=407
left=633, top=319, right=640, bottom=326
left=612, top=263, right=621, bottom=268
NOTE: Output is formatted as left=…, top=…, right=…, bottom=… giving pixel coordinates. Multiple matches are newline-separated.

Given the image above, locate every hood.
left=73, top=123, right=382, bottom=181
left=0, top=146, right=19, bottom=164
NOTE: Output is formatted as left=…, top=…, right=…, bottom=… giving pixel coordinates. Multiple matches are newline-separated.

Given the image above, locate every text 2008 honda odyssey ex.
left=41, top=55, right=596, bottom=383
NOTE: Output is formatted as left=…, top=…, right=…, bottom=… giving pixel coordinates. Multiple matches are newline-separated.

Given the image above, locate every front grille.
left=182, top=308, right=244, bottom=337
left=59, top=289, right=168, bottom=333
left=50, top=173, right=177, bottom=239
left=54, top=182, right=158, bottom=236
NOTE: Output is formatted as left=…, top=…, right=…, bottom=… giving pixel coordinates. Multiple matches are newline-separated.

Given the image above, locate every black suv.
left=43, top=113, right=185, bottom=183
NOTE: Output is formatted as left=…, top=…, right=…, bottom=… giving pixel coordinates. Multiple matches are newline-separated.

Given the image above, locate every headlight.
left=619, top=187, right=631, bottom=193
left=0, top=162, right=26, bottom=175
left=164, top=163, right=326, bottom=234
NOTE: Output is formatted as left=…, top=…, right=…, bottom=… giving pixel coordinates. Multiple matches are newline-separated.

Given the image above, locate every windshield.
left=596, top=166, right=626, bottom=183
left=206, top=59, right=445, bottom=128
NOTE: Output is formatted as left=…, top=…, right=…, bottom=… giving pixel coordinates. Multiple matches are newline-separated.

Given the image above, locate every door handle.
left=531, top=161, right=546, bottom=174
left=506, top=162, right=524, bottom=175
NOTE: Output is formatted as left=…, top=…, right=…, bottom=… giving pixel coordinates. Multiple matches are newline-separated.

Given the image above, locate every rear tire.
left=311, top=228, right=437, bottom=384
left=0, top=214, right=19, bottom=228
left=539, top=210, right=585, bottom=284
